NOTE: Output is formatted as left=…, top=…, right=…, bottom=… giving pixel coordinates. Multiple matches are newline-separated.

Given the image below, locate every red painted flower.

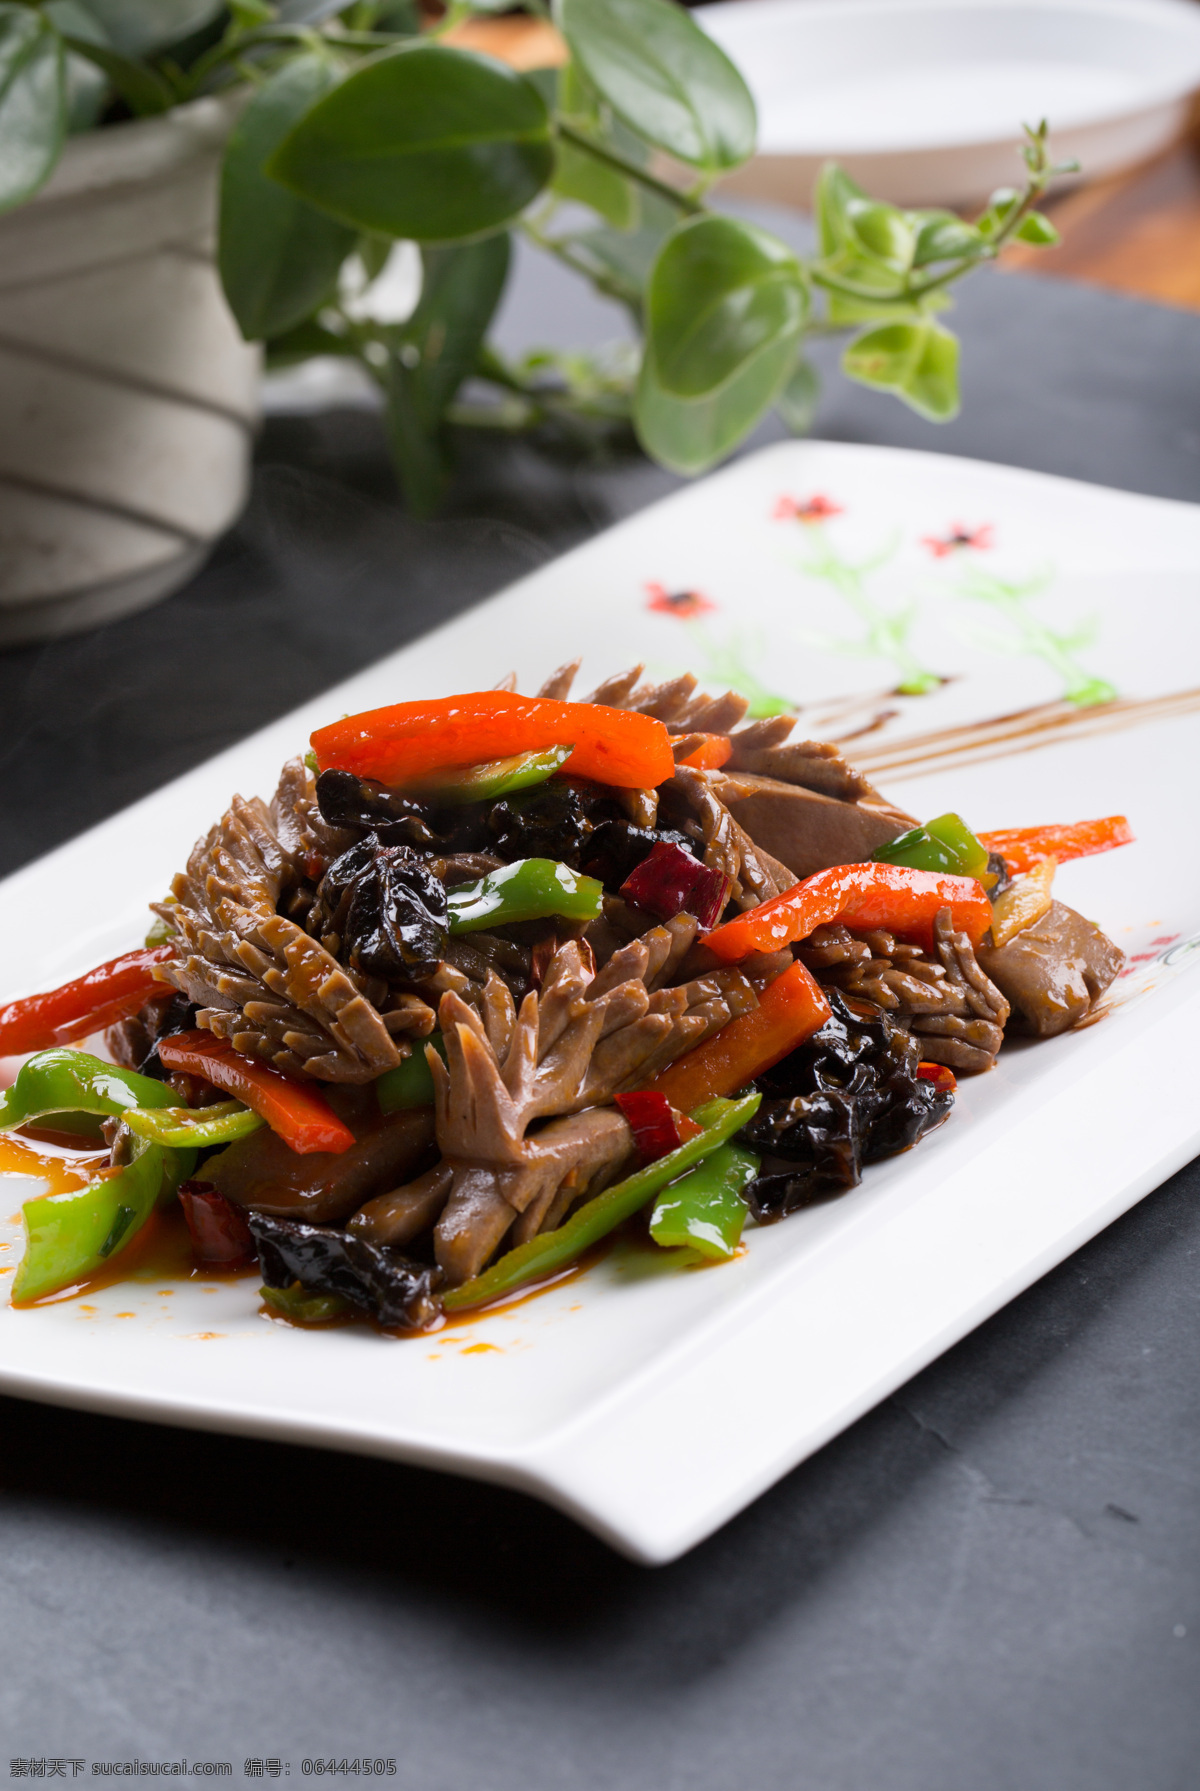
left=921, top=522, right=994, bottom=557
left=773, top=493, right=844, bottom=524
left=645, top=582, right=716, bottom=619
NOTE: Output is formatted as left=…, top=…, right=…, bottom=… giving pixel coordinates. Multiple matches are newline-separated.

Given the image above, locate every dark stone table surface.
left=1, top=222, right=1197, bottom=1786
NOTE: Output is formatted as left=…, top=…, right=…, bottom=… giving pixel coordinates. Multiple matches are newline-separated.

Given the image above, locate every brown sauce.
left=262, top=1246, right=607, bottom=1339
left=849, top=687, right=1200, bottom=783
left=0, top=1132, right=107, bottom=1199
left=429, top=1221, right=735, bottom=1339
left=3, top=1141, right=731, bottom=1334
left=433, top=1248, right=604, bottom=1334
left=13, top=1206, right=259, bottom=1307
left=1, top=1135, right=259, bottom=1306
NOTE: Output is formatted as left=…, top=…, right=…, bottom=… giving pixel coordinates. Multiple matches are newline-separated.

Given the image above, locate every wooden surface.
left=440, top=13, right=567, bottom=67
left=1003, top=114, right=1200, bottom=311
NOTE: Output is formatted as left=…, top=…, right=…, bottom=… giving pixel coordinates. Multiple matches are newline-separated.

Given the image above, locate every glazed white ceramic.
left=0, top=98, right=259, bottom=646
left=1, top=440, right=1198, bottom=1564
left=703, top=0, right=1200, bottom=208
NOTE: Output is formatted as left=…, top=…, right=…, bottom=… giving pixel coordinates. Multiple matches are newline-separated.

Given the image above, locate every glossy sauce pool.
left=0, top=1135, right=602, bottom=1328
left=0, top=1132, right=109, bottom=1297
left=1, top=1133, right=258, bottom=1306
left=2, top=1138, right=732, bottom=1331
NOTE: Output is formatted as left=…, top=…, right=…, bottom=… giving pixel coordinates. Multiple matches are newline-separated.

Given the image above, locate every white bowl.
left=702, top=0, right=1200, bottom=209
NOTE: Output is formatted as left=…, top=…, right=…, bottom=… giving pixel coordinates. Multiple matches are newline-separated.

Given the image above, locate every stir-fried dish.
left=0, top=663, right=1131, bottom=1330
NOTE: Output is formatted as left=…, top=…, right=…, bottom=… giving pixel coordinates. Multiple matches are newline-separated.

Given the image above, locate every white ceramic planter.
left=0, top=98, right=260, bottom=647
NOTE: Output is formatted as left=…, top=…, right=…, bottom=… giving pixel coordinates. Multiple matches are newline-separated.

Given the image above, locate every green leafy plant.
left=0, top=0, right=1074, bottom=511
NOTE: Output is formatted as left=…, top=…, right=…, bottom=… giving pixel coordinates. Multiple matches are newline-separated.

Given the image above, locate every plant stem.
left=520, top=218, right=644, bottom=312
left=905, top=151, right=1057, bottom=301
left=904, top=204, right=1032, bottom=302
left=178, top=21, right=321, bottom=96
left=445, top=400, right=532, bottom=432
left=813, top=132, right=1060, bottom=311
left=473, top=344, right=634, bottom=428
left=810, top=269, right=912, bottom=304
left=556, top=120, right=704, bottom=217
left=322, top=29, right=409, bottom=47
left=474, top=344, right=535, bottom=397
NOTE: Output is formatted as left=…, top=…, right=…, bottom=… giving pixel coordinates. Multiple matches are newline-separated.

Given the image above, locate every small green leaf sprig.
left=779, top=505, right=944, bottom=696
left=819, top=129, right=1070, bottom=425
left=0, top=0, right=1073, bottom=511
left=947, top=562, right=1117, bottom=707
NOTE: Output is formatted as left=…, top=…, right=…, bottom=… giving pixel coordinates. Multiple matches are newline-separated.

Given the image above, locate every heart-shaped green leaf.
left=902, top=323, right=959, bottom=419
left=645, top=215, right=806, bottom=399
left=912, top=209, right=984, bottom=266
left=219, top=52, right=358, bottom=341
left=81, top=0, right=224, bottom=57
left=844, top=198, right=914, bottom=271
left=635, top=332, right=795, bottom=474
left=1014, top=209, right=1059, bottom=246
left=776, top=353, right=819, bottom=436
left=826, top=291, right=925, bottom=327
left=45, top=0, right=109, bottom=132
left=843, top=319, right=960, bottom=421
left=814, top=162, right=867, bottom=256
left=844, top=320, right=923, bottom=390
left=556, top=0, right=755, bottom=172
left=276, top=0, right=351, bottom=22
left=60, top=33, right=175, bottom=115
left=266, top=43, right=554, bottom=242
left=978, top=186, right=1021, bottom=238
left=396, top=234, right=512, bottom=426
left=551, top=87, right=640, bottom=231
left=0, top=5, right=65, bottom=212
left=385, top=232, right=512, bottom=515
left=555, top=186, right=678, bottom=311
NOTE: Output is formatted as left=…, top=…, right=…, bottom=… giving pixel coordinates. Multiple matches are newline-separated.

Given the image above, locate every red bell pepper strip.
left=977, top=815, right=1133, bottom=876
left=0, top=944, right=175, bottom=1056
left=157, top=1032, right=355, bottom=1156
left=614, top=1091, right=702, bottom=1164
left=703, top=863, right=993, bottom=963
left=311, top=691, right=675, bottom=791
left=917, top=1062, right=957, bottom=1094
left=671, top=733, right=733, bottom=770
left=645, top=960, right=832, bottom=1111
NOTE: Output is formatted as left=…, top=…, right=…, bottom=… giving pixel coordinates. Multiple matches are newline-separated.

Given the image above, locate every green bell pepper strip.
left=410, top=744, right=573, bottom=806
left=446, top=857, right=604, bottom=935
left=123, top=1100, right=265, bottom=1148
left=0, top=1048, right=178, bottom=1132
left=375, top=1032, right=446, bottom=1113
left=1, top=1051, right=196, bottom=1304
left=260, top=1281, right=351, bottom=1324
left=649, top=1141, right=760, bottom=1261
left=144, top=901, right=177, bottom=947
left=442, top=1091, right=761, bottom=1313
left=27, top=1109, right=109, bottom=1144
left=12, top=1129, right=196, bottom=1304
left=873, top=812, right=992, bottom=884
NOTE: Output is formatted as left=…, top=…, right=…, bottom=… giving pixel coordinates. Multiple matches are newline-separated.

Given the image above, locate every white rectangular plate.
left=2, top=440, right=1198, bottom=1564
